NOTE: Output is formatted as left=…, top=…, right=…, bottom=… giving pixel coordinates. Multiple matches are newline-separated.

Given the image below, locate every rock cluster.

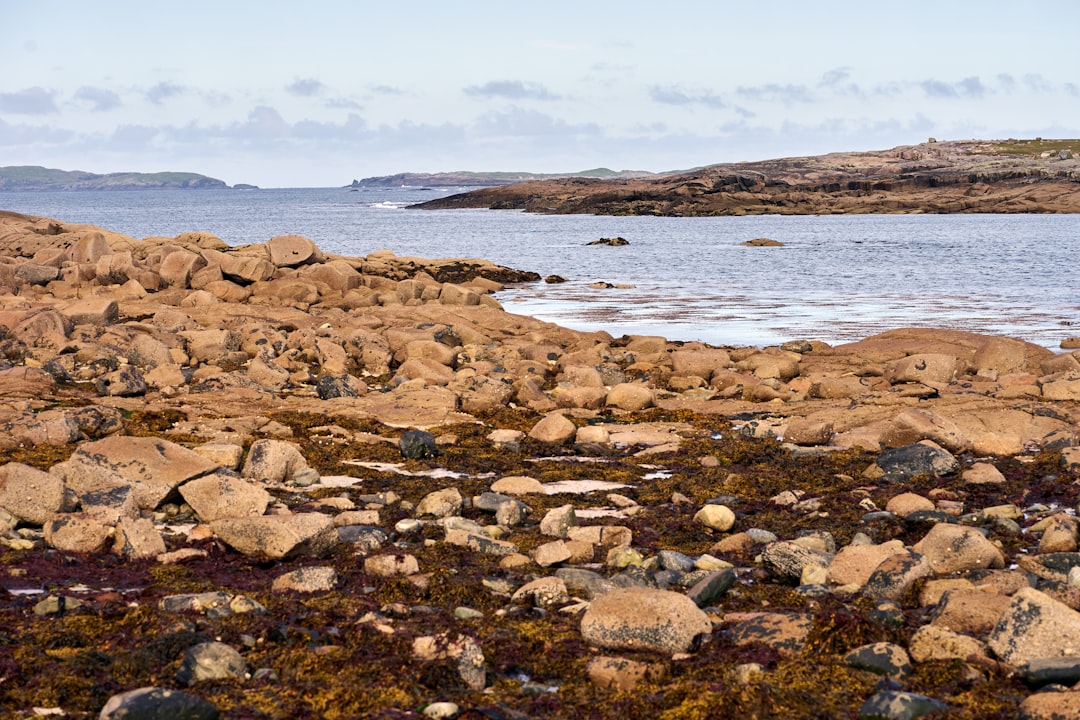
left=1, top=212, right=1080, bottom=718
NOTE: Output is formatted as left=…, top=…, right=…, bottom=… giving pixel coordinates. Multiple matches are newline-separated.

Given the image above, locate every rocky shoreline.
left=1, top=209, right=1080, bottom=718
left=414, top=139, right=1080, bottom=216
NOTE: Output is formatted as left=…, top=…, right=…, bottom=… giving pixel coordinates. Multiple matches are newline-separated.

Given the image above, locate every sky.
left=2, top=0, right=1079, bottom=188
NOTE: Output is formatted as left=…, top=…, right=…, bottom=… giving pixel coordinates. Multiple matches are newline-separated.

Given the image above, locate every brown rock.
left=884, top=353, right=958, bottom=385
left=726, top=612, right=813, bottom=656
left=211, top=512, right=337, bottom=559
left=0, top=462, right=71, bottom=525
left=179, top=473, right=271, bottom=522
left=605, top=382, right=655, bottom=412
left=586, top=656, right=667, bottom=691
left=53, top=436, right=219, bottom=511
left=267, top=234, right=324, bottom=267
left=1018, top=692, right=1080, bottom=720
left=930, top=589, right=1012, bottom=636
left=826, top=540, right=907, bottom=589
left=913, top=524, right=1005, bottom=576
left=908, top=625, right=989, bottom=663
left=988, top=587, right=1080, bottom=665
left=581, top=587, right=712, bottom=654
left=528, top=413, right=577, bottom=444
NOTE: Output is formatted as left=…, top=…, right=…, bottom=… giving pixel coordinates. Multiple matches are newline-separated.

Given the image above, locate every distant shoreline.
left=0, top=165, right=254, bottom=192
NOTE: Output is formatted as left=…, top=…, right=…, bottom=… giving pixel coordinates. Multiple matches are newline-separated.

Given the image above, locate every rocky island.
left=414, top=139, right=1080, bottom=216
left=0, top=209, right=1079, bottom=718
left=0, top=166, right=240, bottom=192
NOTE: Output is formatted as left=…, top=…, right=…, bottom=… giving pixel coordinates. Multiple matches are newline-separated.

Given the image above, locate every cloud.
left=471, top=106, right=599, bottom=139
left=146, top=81, right=186, bottom=105
left=819, top=67, right=851, bottom=87
left=649, top=85, right=727, bottom=109
left=0, top=116, right=73, bottom=145
left=0, top=86, right=58, bottom=114
left=371, top=85, right=405, bottom=96
left=735, top=83, right=814, bottom=104
left=1023, top=73, right=1052, bottom=92
left=74, top=86, right=122, bottom=112
left=920, top=76, right=986, bottom=98
left=286, top=78, right=325, bottom=97
left=463, top=80, right=560, bottom=101
left=327, top=97, right=364, bottom=110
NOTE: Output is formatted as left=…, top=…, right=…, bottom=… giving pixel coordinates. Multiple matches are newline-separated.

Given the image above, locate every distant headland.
left=412, top=138, right=1080, bottom=216
left=348, top=168, right=658, bottom=188
left=0, top=166, right=254, bottom=191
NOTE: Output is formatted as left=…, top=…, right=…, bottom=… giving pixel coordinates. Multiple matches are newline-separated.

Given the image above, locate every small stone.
left=423, top=702, right=460, bottom=719
left=693, top=504, right=735, bottom=532
left=364, top=554, right=420, bottom=577
left=540, top=504, right=577, bottom=537
left=843, top=642, right=911, bottom=678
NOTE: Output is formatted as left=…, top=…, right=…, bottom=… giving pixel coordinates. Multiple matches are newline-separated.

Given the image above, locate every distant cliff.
left=413, top=139, right=1080, bottom=216
left=350, top=168, right=658, bottom=188
left=0, top=166, right=236, bottom=191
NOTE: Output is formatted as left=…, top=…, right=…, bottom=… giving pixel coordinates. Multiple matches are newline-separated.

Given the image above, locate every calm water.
left=2, top=187, right=1077, bottom=349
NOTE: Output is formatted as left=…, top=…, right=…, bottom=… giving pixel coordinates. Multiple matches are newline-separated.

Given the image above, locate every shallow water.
left=2, top=186, right=1077, bottom=348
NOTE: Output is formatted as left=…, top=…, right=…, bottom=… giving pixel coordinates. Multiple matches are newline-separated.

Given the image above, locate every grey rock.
left=95, top=365, right=148, bottom=397
left=272, top=566, right=338, bottom=593
left=843, top=642, right=912, bottom=678
left=760, top=540, right=834, bottom=583
left=316, top=373, right=363, bottom=399
left=686, top=568, right=737, bottom=608
left=554, top=568, right=619, bottom=599
left=876, top=443, right=958, bottom=478
left=657, top=550, right=697, bottom=573
left=337, top=525, right=388, bottom=551
left=99, top=686, right=220, bottom=720
left=857, top=690, right=947, bottom=719
left=176, top=641, right=248, bottom=685
left=399, top=429, right=438, bottom=459
left=1021, top=656, right=1080, bottom=688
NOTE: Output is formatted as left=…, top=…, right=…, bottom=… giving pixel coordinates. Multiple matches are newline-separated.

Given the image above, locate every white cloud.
left=463, top=81, right=560, bottom=101
left=0, top=86, right=58, bottom=114
left=146, top=82, right=186, bottom=105
left=74, top=86, right=122, bottom=112
left=286, top=78, right=325, bottom=97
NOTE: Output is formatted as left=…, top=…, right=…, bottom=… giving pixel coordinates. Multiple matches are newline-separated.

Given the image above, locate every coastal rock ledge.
left=0, top=210, right=1079, bottom=718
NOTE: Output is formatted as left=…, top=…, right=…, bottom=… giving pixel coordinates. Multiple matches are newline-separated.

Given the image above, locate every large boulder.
left=267, top=234, right=324, bottom=267
left=211, top=512, right=337, bottom=559
left=580, top=587, right=712, bottom=654
left=52, top=436, right=219, bottom=511
left=0, top=462, right=72, bottom=525
left=179, top=473, right=272, bottom=522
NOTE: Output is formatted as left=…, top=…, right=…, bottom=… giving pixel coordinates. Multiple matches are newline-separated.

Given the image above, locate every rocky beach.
left=2, top=209, right=1080, bottom=719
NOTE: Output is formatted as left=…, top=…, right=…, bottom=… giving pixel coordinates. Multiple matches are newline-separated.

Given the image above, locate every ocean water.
left=2, top=186, right=1077, bottom=349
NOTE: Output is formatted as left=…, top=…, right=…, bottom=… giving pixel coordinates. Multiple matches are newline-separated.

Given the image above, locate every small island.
left=0, top=166, right=248, bottom=192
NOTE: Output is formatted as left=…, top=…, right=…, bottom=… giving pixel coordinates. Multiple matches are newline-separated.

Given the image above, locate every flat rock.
left=179, top=473, right=271, bottom=522
left=211, top=512, right=337, bottom=560
left=53, top=435, right=218, bottom=511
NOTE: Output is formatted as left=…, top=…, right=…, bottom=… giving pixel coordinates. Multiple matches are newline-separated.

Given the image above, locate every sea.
left=1, top=186, right=1077, bottom=350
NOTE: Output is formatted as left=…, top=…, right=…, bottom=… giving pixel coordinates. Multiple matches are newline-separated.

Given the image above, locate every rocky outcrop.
left=414, top=139, right=1080, bottom=216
